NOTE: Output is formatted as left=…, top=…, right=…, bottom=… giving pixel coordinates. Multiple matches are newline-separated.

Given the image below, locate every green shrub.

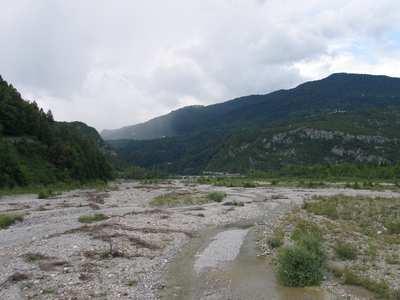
left=207, top=191, right=227, bottom=202
left=334, top=242, right=357, bottom=260
left=0, top=213, right=24, bottom=229
left=38, top=189, right=56, bottom=199
left=78, top=213, right=109, bottom=223
left=277, top=245, right=324, bottom=287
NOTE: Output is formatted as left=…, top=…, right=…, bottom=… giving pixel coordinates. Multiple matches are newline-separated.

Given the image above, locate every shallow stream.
left=160, top=225, right=332, bottom=299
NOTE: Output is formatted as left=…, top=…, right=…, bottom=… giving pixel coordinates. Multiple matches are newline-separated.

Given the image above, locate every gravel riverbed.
left=1, top=180, right=399, bottom=299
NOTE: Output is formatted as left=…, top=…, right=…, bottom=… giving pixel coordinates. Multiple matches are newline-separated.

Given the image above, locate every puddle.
left=160, top=226, right=334, bottom=300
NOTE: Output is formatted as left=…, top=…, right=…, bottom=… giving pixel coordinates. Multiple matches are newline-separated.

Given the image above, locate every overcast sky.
left=1, top=0, right=400, bottom=131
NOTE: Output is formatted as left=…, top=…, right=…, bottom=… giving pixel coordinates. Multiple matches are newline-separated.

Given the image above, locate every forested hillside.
left=0, top=75, right=112, bottom=188
left=107, top=73, right=400, bottom=176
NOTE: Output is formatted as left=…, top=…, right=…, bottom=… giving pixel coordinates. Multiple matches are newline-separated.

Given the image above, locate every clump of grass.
left=78, top=213, right=109, bottom=224
left=207, top=191, right=227, bottom=202
left=127, top=279, right=137, bottom=287
left=24, top=252, right=48, bottom=262
left=334, top=242, right=357, bottom=260
left=343, top=270, right=391, bottom=299
left=0, top=213, right=24, bottom=229
left=150, top=192, right=212, bottom=207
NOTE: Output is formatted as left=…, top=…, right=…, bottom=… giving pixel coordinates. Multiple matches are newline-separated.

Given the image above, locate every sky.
left=1, top=0, right=400, bottom=131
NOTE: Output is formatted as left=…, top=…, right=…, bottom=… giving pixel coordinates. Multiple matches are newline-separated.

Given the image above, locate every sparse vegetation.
left=334, top=242, right=357, bottom=260
left=78, top=213, right=109, bottom=223
left=150, top=192, right=216, bottom=207
left=197, top=177, right=258, bottom=188
left=0, top=213, right=24, bottom=229
left=342, top=270, right=391, bottom=299
left=207, top=191, right=227, bottom=202
left=38, top=189, right=58, bottom=199
left=291, top=195, right=400, bottom=298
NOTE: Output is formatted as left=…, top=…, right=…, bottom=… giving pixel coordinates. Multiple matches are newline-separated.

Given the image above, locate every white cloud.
left=0, top=0, right=400, bottom=130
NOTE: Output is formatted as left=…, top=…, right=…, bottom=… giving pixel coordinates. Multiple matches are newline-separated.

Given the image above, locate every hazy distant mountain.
left=105, top=73, right=400, bottom=174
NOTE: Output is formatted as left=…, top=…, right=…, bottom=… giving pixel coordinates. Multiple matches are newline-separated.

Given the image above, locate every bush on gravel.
left=0, top=213, right=24, bottom=229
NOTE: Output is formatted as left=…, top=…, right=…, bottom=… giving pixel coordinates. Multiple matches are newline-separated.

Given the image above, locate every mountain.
left=0, top=75, right=112, bottom=188
left=105, top=73, right=400, bottom=174
left=102, top=73, right=400, bottom=141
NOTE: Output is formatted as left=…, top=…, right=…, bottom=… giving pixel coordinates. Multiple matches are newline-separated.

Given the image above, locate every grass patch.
left=150, top=192, right=212, bottom=207
left=207, top=191, right=227, bottom=202
left=0, top=213, right=24, bottom=229
left=334, top=242, right=357, bottom=260
left=291, top=219, right=322, bottom=242
left=38, top=189, right=59, bottom=199
left=197, top=177, right=258, bottom=188
left=343, top=270, right=391, bottom=299
left=384, top=218, right=400, bottom=234
left=78, top=213, right=109, bottom=224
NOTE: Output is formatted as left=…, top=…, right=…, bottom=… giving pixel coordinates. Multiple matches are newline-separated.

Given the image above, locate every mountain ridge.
left=101, top=72, right=400, bottom=141
left=105, top=72, right=400, bottom=174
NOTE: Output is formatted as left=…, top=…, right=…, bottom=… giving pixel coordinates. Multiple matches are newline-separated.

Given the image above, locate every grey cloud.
left=0, top=0, right=400, bottom=130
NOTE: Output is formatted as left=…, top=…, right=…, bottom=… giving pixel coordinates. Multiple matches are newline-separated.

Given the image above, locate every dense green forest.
left=106, top=73, right=400, bottom=177
left=0, top=75, right=112, bottom=188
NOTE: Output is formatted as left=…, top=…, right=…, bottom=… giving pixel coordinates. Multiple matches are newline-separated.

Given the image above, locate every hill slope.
left=0, top=75, right=112, bottom=188
left=106, top=73, right=400, bottom=174
left=102, top=73, right=400, bottom=141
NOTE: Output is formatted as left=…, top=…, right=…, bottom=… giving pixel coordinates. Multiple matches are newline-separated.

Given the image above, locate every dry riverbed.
left=1, top=180, right=400, bottom=299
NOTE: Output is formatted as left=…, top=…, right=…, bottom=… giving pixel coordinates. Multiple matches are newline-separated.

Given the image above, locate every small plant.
left=78, top=213, right=109, bottom=223
left=268, top=228, right=284, bottom=249
left=24, top=252, right=48, bottom=262
left=0, top=213, right=24, bottom=229
left=127, top=279, right=137, bottom=287
left=207, top=191, right=227, bottom=202
left=334, top=242, right=357, bottom=260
